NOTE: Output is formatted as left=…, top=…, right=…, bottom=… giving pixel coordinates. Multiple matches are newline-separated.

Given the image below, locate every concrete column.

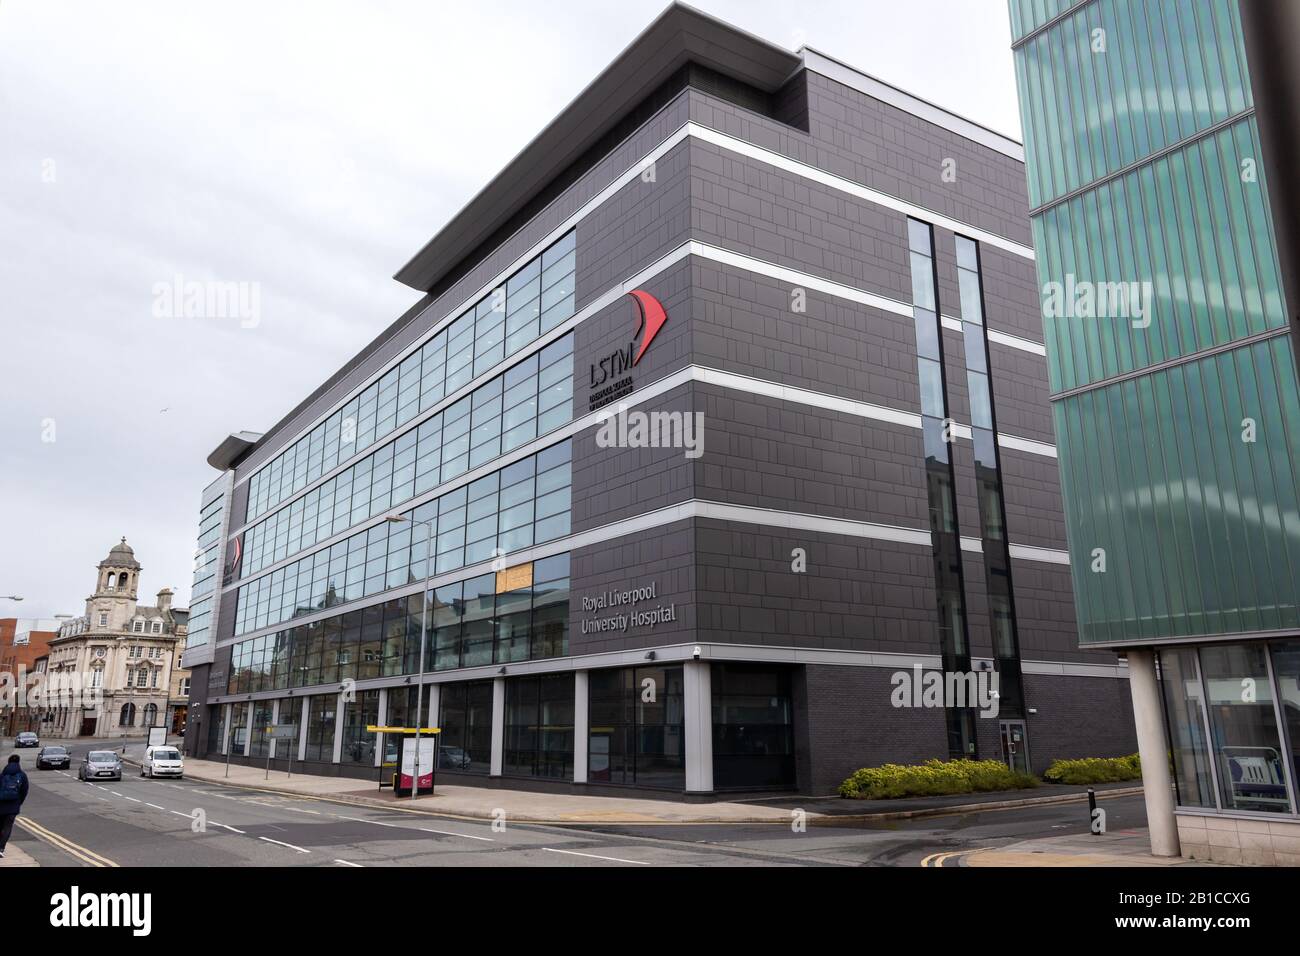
left=242, top=702, right=254, bottom=757
left=297, top=697, right=309, bottom=761
left=490, top=677, right=505, bottom=777
left=331, top=693, right=345, bottom=764
left=424, top=683, right=441, bottom=730
left=1128, top=649, right=1180, bottom=857
left=220, top=703, right=232, bottom=756
left=269, top=699, right=280, bottom=760
left=573, top=671, right=589, bottom=784
left=683, top=660, right=713, bottom=793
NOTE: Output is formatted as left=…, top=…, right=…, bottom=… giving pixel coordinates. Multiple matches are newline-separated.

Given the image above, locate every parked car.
left=78, top=750, right=123, bottom=781
left=141, top=745, right=184, bottom=779
left=36, top=745, right=71, bottom=770
left=438, top=745, right=472, bottom=770
left=14, top=732, right=39, bottom=748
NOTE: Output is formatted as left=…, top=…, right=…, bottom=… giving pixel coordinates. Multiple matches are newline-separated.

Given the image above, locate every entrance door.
left=80, top=716, right=98, bottom=737
left=999, top=720, right=1030, bottom=775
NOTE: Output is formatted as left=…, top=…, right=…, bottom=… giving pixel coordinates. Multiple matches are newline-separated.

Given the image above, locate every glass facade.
left=233, top=440, right=572, bottom=635
left=1011, top=0, right=1298, bottom=646
left=438, top=680, right=494, bottom=774
left=588, top=665, right=685, bottom=790
left=240, top=335, right=573, bottom=577
left=186, top=492, right=225, bottom=649
left=246, top=232, right=575, bottom=522
left=1160, top=641, right=1300, bottom=816
left=1013, top=0, right=1254, bottom=207
left=225, top=554, right=570, bottom=694
left=503, top=673, right=575, bottom=779
left=907, top=217, right=977, bottom=757
left=955, top=236, right=1026, bottom=718
left=711, top=664, right=794, bottom=790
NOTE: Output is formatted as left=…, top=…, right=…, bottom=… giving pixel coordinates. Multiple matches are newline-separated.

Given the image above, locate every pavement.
left=0, top=736, right=1198, bottom=867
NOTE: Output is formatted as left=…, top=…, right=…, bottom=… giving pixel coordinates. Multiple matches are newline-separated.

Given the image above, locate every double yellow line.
left=920, top=847, right=990, bottom=867
left=15, top=817, right=118, bottom=867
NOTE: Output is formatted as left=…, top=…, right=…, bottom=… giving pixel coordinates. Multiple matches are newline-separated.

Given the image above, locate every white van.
left=141, top=745, right=184, bottom=779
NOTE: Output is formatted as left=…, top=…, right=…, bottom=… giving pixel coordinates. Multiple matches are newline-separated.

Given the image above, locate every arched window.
left=120, top=573, right=130, bottom=590
left=106, top=572, right=116, bottom=590
left=143, top=703, right=158, bottom=727
left=119, top=702, right=136, bottom=727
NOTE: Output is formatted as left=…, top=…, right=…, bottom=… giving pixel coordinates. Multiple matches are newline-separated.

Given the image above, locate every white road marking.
left=168, top=810, right=194, bottom=819
left=334, top=859, right=363, bottom=867
left=211, top=822, right=246, bottom=834
left=259, top=836, right=310, bottom=854
left=145, top=803, right=166, bottom=811
left=542, top=848, right=648, bottom=865
left=417, top=827, right=494, bottom=843
left=282, top=807, right=321, bottom=815
left=109, top=791, right=123, bottom=797
left=124, top=796, right=142, bottom=803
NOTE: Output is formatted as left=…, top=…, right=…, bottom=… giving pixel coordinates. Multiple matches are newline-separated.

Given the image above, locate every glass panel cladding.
left=341, top=689, right=380, bottom=764
left=710, top=664, right=795, bottom=789
left=239, top=335, right=573, bottom=577
left=1013, top=0, right=1254, bottom=207
left=244, top=231, right=576, bottom=523
left=248, top=700, right=275, bottom=758
left=1200, top=644, right=1292, bottom=813
left=1033, top=118, right=1285, bottom=393
left=438, top=680, right=494, bottom=774
left=504, top=672, right=575, bottom=779
left=1157, top=646, right=1216, bottom=808
left=1269, top=642, right=1300, bottom=809
left=305, top=694, right=337, bottom=763
left=1055, top=338, right=1300, bottom=643
left=589, top=665, right=685, bottom=790
left=186, top=495, right=225, bottom=647
left=186, top=596, right=213, bottom=649
left=1007, top=0, right=1078, bottom=43
left=232, top=440, right=572, bottom=635
left=227, top=702, right=248, bottom=756
left=226, top=554, right=569, bottom=695
left=907, top=218, right=976, bottom=758
left=955, top=236, right=1025, bottom=718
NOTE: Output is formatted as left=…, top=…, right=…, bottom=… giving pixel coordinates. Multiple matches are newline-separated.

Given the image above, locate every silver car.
left=78, top=750, right=123, bottom=781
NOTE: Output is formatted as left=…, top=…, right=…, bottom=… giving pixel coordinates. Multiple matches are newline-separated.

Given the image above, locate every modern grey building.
left=183, top=3, right=1135, bottom=797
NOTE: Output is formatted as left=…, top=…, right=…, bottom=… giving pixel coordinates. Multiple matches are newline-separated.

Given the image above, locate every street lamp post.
left=385, top=514, right=434, bottom=802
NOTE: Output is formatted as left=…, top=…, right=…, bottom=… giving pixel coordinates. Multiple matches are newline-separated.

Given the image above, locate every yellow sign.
left=365, top=725, right=440, bottom=734
left=496, top=561, right=533, bottom=594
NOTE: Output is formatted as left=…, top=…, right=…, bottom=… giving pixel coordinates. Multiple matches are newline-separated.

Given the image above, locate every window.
left=119, top=702, right=136, bottom=727
left=152, top=621, right=162, bottom=634
left=341, top=690, right=380, bottom=764
left=504, top=673, right=574, bottom=779
left=98, top=613, right=108, bottom=628
left=589, top=665, right=684, bottom=790
left=143, top=703, right=158, bottom=727
left=133, top=620, right=144, bottom=633
left=305, top=694, right=337, bottom=763
left=711, top=664, right=794, bottom=789
left=437, top=681, right=493, bottom=774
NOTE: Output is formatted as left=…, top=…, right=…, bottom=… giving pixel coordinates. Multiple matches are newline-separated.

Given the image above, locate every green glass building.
left=1010, top=0, right=1300, bottom=863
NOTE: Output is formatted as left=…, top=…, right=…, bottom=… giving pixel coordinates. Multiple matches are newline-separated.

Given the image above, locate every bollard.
left=1087, top=786, right=1098, bottom=836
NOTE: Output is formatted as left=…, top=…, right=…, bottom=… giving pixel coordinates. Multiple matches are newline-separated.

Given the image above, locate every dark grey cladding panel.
left=986, top=343, right=1055, bottom=447
left=569, top=518, right=697, bottom=656
left=997, top=448, right=1068, bottom=550
left=975, top=245, right=1047, bottom=346
left=689, top=258, right=922, bottom=410
left=571, top=381, right=697, bottom=532
left=234, top=92, right=696, bottom=479
left=574, top=136, right=694, bottom=309
left=1008, top=558, right=1102, bottom=664
left=694, top=518, right=939, bottom=656
left=1021, top=672, right=1137, bottom=769
left=690, top=381, right=928, bottom=528
left=687, top=78, right=1033, bottom=250
left=797, top=664, right=951, bottom=792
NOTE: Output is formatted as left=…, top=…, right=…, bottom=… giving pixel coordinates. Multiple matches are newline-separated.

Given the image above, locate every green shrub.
left=838, top=758, right=1039, bottom=800
left=1042, top=754, right=1141, bottom=785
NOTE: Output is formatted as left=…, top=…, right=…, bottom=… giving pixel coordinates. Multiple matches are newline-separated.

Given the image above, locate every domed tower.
left=96, top=538, right=141, bottom=599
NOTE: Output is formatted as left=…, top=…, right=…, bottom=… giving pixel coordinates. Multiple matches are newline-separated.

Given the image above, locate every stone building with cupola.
left=46, top=539, right=191, bottom=739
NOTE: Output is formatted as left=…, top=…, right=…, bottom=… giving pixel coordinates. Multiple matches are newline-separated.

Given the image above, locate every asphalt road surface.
left=4, top=740, right=1147, bottom=867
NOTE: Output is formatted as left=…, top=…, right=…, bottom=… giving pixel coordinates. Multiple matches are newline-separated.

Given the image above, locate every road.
left=4, top=740, right=1147, bottom=867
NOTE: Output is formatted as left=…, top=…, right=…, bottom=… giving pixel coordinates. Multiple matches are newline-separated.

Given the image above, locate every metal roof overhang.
left=392, top=1, right=800, bottom=293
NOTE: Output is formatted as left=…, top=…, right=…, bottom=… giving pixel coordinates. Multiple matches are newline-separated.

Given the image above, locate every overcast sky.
left=0, top=0, right=1021, bottom=620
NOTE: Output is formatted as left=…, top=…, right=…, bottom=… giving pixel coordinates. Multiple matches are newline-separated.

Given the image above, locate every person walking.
left=0, top=754, right=30, bottom=858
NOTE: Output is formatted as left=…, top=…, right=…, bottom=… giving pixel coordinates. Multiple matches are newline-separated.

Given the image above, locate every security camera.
left=692, top=646, right=701, bottom=660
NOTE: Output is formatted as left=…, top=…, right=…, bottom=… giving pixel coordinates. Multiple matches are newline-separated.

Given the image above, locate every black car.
left=14, top=732, right=39, bottom=748
left=36, top=745, right=71, bottom=770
